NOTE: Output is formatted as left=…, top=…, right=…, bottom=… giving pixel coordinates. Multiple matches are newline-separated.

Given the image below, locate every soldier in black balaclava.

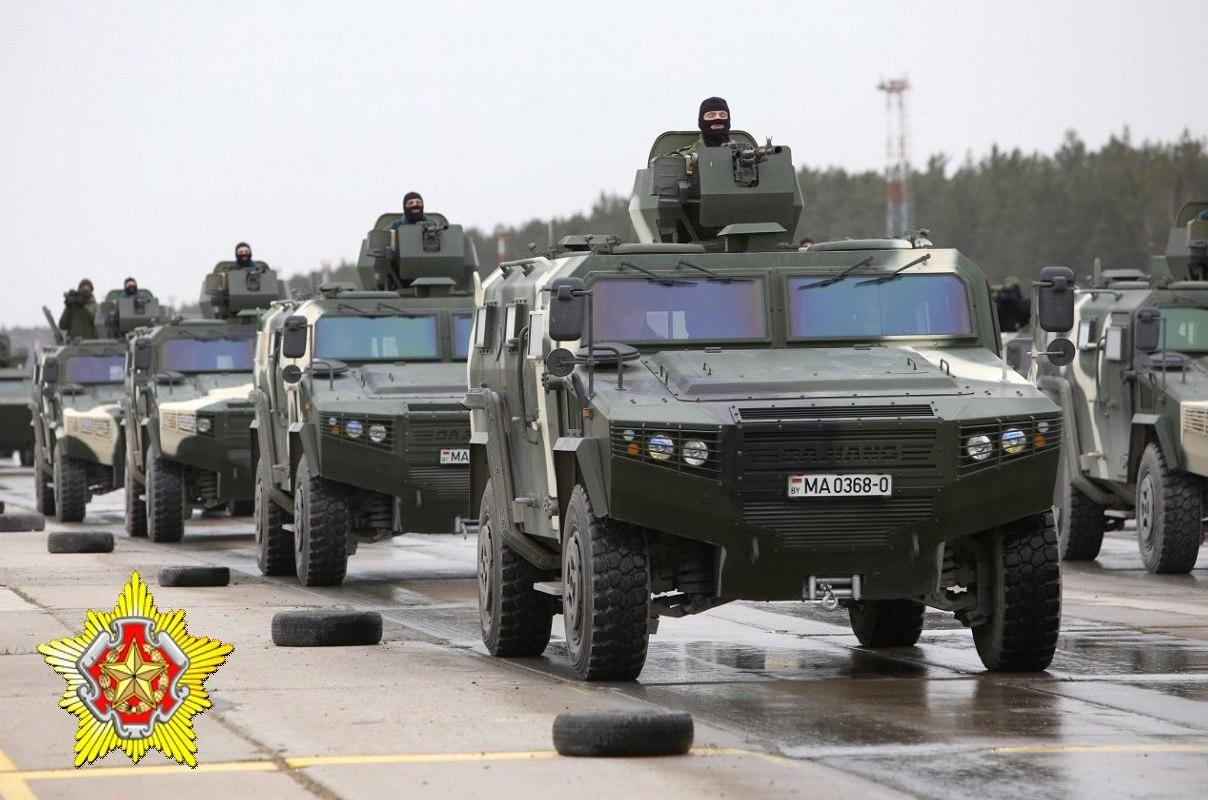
left=233, top=242, right=254, bottom=269
left=123, top=277, right=138, bottom=296
left=698, top=96, right=732, bottom=147
left=392, top=192, right=432, bottom=229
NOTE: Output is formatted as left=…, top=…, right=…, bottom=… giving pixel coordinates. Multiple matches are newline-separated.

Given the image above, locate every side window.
left=1076, top=318, right=1096, bottom=350
left=504, top=301, right=527, bottom=350
left=1104, top=326, right=1125, bottom=362
left=474, top=304, right=497, bottom=352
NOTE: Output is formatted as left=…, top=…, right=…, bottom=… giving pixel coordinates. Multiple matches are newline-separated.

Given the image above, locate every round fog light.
left=368, top=424, right=387, bottom=444
left=345, top=420, right=363, bottom=439
left=196, top=417, right=212, bottom=433
left=1001, top=428, right=1026, bottom=455
left=682, top=439, right=709, bottom=467
left=965, top=434, right=993, bottom=461
left=648, top=434, right=674, bottom=461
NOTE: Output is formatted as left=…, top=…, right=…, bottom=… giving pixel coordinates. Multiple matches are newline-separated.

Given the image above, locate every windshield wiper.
left=618, top=261, right=695, bottom=286
left=675, top=259, right=749, bottom=283
left=375, top=302, right=406, bottom=314
left=798, top=255, right=874, bottom=290
left=856, top=253, right=932, bottom=286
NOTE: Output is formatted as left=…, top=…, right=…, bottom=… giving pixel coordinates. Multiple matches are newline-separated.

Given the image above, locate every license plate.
left=788, top=474, right=892, bottom=498
left=439, top=448, right=470, bottom=465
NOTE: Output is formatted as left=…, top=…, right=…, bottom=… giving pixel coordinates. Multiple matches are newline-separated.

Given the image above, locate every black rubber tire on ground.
left=256, top=466, right=295, bottom=577
left=270, top=610, right=382, bottom=647
left=227, top=499, right=255, bottom=517
left=293, top=461, right=349, bottom=586
left=972, top=511, right=1062, bottom=672
left=19, top=449, right=34, bottom=468
left=158, top=566, right=230, bottom=587
left=848, top=599, right=925, bottom=647
left=552, top=712, right=694, bottom=757
left=52, top=446, right=88, bottom=523
left=146, top=451, right=185, bottom=543
left=124, top=462, right=147, bottom=538
left=1135, top=442, right=1203, bottom=574
left=0, top=512, right=45, bottom=532
left=1056, top=455, right=1106, bottom=561
left=47, top=531, right=114, bottom=554
left=562, top=485, right=650, bottom=681
left=478, top=479, right=553, bottom=657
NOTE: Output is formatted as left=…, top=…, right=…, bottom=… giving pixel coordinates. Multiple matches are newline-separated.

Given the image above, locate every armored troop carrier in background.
left=251, top=212, right=478, bottom=586
left=1038, top=201, right=1208, bottom=573
left=31, top=289, right=166, bottom=521
left=0, top=336, right=34, bottom=466
left=121, top=261, right=286, bottom=541
left=469, top=131, right=1076, bottom=680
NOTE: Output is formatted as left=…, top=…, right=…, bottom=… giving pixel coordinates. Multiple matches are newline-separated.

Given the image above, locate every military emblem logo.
left=37, top=571, right=233, bottom=767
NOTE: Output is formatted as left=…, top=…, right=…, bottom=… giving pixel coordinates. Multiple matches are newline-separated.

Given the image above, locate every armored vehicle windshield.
left=313, top=314, right=463, bottom=362
left=160, top=337, right=255, bottom=372
left=64, top=355, right=125, bottom=384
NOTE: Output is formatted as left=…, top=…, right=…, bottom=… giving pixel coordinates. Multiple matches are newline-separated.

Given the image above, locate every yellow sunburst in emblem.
left=36, top=571, right=233, bottom=767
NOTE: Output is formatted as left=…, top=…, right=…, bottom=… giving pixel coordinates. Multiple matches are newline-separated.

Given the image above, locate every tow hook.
left=806, top=575, right=862, bottom=610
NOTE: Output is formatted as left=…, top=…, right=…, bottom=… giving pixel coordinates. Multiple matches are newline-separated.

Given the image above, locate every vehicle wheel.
left=1056, top=457, right=1106, bottom=561
left=19, top=448, right=34, bottom=468
left=146, top=451, right=185, bottom=543
left=256, top=466, right=295, bottom=577
left=227, top=499, right=255, bottom=517
left=293, top=461, right=349, bottom=586
left=552, top=711, right=694, bottom=757
left=0, top=512, right=45, bottom=532
left=158, top=566, right=230, bottom=587
left=34, top=440, right=54, bottom=516
left=562, top=485, right=650, bottom=681
left=478, top=479, right=553, bottom=657
left=271, top=610, right=381, bottom=646
left=1136, top=443, right=1203, bottom=574
left=124, top=462, right=147, bottom=538
left=47, top=531, right=114, bottom=554
left=848, top=599, right=925, bottom=647
left=972, top=511, right=1062, bottom=672
left=53, top=446, right=88, bottom=523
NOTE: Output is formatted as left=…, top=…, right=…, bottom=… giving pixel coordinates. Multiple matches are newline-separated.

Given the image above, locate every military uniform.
left=58, top=297, right=98, bottom=340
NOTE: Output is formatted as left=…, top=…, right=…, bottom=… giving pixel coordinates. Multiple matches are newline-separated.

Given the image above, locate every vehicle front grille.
left=609, top=423, right=722, bottom=480
left=737, top=427, right=938, bottom=478
left=409, top=465, right=471, bottom=498
left=743, top=496, right=935, bottom=552
left=405, top=418, right=471, bottom=458
left=224, top=412, right=253, bottom=451
left=958, top=415, right=1062, bottom=475
left=735, top=404, right=935, bottom=422
left=323, top=412, right=397, bottom=450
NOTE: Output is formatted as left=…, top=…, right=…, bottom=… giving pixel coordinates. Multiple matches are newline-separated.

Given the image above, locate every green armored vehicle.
left=0, top=336, right=34, bottom=466
left=121, top=262, right=285, bottom=541
left=468, top=130, right=1077, bottom=680
left=251, top=212, right=478, bottom=586
left=31, top=291, right=166, bottom=521
left=1037, top=202, right=1208, bottom=573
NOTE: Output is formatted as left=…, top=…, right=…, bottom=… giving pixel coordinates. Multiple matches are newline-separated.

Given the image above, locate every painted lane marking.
left=0, top=746, right=37, bottom=800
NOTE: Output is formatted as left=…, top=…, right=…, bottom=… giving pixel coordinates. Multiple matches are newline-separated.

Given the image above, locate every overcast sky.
left=3, top=1, right=1204, bottom=324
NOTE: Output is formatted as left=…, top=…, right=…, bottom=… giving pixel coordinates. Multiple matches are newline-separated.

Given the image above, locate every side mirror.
left=1036, top=266, right=1076, bottom=333
left=544, top=348, right=578, bottom=378
left=133, top=338, right=153, bottom=371
left=42, top=358, right=59, bottom=386
left=281, top=364, right=303, bottom=385
left=281, top=316, right=308, bottom=359
left=547, top=278, right=587, bottom=342
left=1134, top=306, right=1161, bottom=353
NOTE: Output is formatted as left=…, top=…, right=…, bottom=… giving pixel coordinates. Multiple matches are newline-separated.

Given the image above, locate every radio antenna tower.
left=877, top=76, right=911, bottom=238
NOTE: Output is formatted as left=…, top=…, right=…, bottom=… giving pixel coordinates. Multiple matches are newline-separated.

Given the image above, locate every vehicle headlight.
left=1036, top=419, right=1050, bottom=434
left=1001, top=428, right=1026, bottom=455
left=367, top=423, right=387, bottom=444
left=648, top=434, right=674, bottom=461
left=196, top=417, right=212, bottom=433
left=965, top=434, right=993, bottom=461
left=345, top=419, right=363, bottom=440
left=682, top=439, right=709, bottom=467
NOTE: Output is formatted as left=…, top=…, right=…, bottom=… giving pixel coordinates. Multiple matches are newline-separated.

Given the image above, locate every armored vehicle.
left=251, top=212, right=478, bottom=586
left=468, top=131, right=1076, bottom=680
left=0, top=336, right=34, bottom=465
left=121, top=262, right=286, bottom=541
left=1037, top=202, right=1208, bottom=573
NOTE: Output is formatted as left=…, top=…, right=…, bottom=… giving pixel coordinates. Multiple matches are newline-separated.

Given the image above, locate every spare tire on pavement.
left=271, top=610, right=382, bottom=647
left=0, top=512, right=46, bottom=532
left=552, top=711, right=694, bottom=757
left=159, top=566, right=230, bottom=587
left=47, top=531, right=114, bottom=554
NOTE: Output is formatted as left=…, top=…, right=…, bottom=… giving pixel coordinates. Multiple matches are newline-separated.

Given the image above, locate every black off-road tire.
left=0, top=512, right=45, bottom=532
left=562, top=485, right=650, bottom=681
left=552, top=711, right=694, bottom=757
left=34, top=449, right=55, bottom=518
left=124, top=462, right=147, bottom=538
left=227, top=499, right=255, bottom=517
left=271, top=610, right=382, bottom=647
left=146, top=452, right=185, bottom=543
left=848, top=599, right=925, bottom=647
left=159, top=566, right=230, bottom=587
left=973, top=511, right=1062, bottom=672
left=19, top=449, right=34, bottom=467
left=47, top=531, right=114, bottom=554
left=293, top=461, right=349, bottom=586
left=53, top=446, right=88, bottom=523
left=256, top=467, right=295, bottom=576
left=1056, top=456, right=1106, bottom=561
left=1136, top=443, right=1203, bottom=574
left=478, top=479, right=553, bottom=657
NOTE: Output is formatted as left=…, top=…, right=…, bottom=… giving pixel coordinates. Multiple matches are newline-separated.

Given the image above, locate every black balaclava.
left=235, top=242, right=253, bottom=266
left=123, top=278, right=138, bottom=296
left=403, top=192, right=425, bottom=224
left=698, top=96, right=731, bottom=146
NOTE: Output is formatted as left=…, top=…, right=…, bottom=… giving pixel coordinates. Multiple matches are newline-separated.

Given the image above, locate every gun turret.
left=1161, top=201, right=1208, bottom=281
left=96, top=289, right=167, bottom=338
left=630, top=130, right=804, bottom=252
left=200, top=261, right=287, bottom=319
left=355, top=213, right=479, bottom=295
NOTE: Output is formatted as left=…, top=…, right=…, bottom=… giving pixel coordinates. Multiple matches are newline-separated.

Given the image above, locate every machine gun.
left=731, top=139, right=784, bottom=187
left=355, top=212, right=478, bottom=295
left=200, top=261, right=286, bottom=319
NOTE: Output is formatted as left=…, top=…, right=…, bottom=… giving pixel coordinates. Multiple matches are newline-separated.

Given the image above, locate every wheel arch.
left=1129, top=414, right=1181, bottom=482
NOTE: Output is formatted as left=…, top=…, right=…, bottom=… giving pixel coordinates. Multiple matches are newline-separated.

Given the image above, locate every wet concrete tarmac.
left=1, top=463, right=1206, bottom=799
